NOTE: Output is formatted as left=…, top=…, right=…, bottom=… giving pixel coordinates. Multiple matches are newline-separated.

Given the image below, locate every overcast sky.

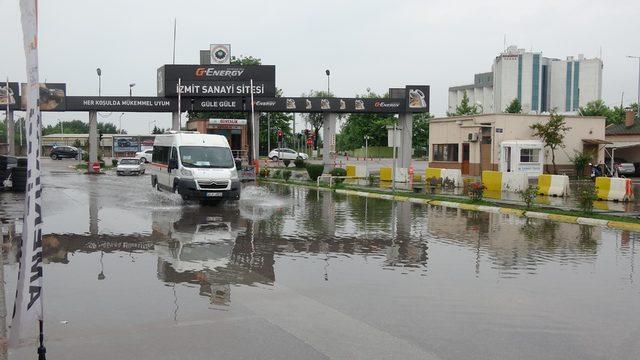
left=2, top=0, right=639, bottom=134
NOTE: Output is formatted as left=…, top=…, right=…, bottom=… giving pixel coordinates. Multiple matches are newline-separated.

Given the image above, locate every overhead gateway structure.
left=4, top=62, right=429, bottom=171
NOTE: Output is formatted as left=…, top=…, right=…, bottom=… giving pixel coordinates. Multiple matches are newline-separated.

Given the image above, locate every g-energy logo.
left=195, top=67, right=245, bottom=77
left=374, top=101, right=400, bottom=108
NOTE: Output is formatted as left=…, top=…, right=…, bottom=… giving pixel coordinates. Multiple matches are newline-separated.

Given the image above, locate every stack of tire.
left=10, top=157, right=28, bottom=193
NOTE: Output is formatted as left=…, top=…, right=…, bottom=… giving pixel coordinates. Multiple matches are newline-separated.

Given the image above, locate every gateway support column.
left=6, top=111, right=14, bottom=156
left=322, top=112, right=337, bottom=171
left=398, top=112, right=413, bottom=169
left=88, top=111, right=98, bottom=173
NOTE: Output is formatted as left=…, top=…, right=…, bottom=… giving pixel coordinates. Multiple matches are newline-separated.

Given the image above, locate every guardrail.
left=317, top=174, right=366, bottom=188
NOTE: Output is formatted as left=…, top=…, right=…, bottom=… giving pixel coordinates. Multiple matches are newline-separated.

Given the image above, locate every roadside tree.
left=530, top=112, right=571, bottom=174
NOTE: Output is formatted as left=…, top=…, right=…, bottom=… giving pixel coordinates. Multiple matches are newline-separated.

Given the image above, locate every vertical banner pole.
left=12, top=1, right=46, bottom=359
left=177, top=78, right=181, bottom=131
left=250, top=79, right=257, bottom=172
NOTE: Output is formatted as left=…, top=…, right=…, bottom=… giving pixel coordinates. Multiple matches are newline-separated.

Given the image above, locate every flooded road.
left=2, top=159, right=640, bottom=359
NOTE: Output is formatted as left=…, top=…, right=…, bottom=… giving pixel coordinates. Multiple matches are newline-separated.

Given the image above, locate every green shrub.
left=518, top=185, right=538, bottom=210
left=111, top=159, right=118, bottom=167
left=273, top=169, right=282, bottom=179
left=466, top=182, right=485, bottom=202
left=294, top=158, right=305, bottom=168
left=330, top=167, right=347, bottom=184
left=282, top=170, right=292, bottom=182
left=576, top=182, right=598, bottom=214
left=306, top=164, right=324, bottom=181
left=571, top=151, right=593, bottom=178
left=283, top=159, right=291, bottom=168
left=259, top=168, right=270, bottom=178
left=368, top=173, right=376, bottom=186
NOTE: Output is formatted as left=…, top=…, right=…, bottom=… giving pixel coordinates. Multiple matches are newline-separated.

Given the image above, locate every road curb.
left=272, top=181, right=640, bottom=232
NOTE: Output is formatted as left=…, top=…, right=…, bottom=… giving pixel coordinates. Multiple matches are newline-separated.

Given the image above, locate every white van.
left=149, top=132, right=241, bottom=201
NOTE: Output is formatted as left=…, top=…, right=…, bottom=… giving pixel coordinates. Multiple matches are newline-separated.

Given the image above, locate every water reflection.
left=6, top=182, right=638, bottom=306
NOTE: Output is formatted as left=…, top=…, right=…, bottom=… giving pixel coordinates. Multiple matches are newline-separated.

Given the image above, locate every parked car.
left=135, top=149, right=154, bottom=163
left=268, top=148, right=309, bottom=161
left=116, top=158, right=145, bottom=176
left=605, top=157, right=636, bottom=176
left=50, top=146, right=79, bottom=160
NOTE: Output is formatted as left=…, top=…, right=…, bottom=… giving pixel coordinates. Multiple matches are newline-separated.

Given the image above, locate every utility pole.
left=96, top=68, right=102, bottom=96
left=629, top=56, right=640, bottom=117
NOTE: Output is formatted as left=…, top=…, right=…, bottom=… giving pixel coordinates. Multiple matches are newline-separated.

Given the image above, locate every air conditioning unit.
left=468, top=133, right=479, bottom=142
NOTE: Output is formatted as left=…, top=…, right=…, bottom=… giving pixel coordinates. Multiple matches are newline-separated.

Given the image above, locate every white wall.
left=578, top=58, right=603, bottom=106
left=548, top=60, right=567, bottom=112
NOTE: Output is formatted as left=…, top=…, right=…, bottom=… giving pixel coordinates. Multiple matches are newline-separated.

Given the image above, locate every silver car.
left=116, top=158, right=145, bottom=176
left=268, top=148, right=309, bottom=161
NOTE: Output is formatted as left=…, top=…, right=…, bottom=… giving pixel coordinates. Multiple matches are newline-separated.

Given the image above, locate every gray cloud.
left=2, top=0, right=639, bottom=134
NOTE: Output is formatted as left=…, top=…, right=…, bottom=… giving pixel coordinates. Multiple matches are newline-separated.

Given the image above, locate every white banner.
left=10, top=0, right=44, bottom=348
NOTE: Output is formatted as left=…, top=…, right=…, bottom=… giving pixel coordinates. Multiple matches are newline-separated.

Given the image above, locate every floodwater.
left=1, top=159, right=639, bottom=359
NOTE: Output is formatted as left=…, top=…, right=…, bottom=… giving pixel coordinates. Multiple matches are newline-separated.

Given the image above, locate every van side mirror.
left=235, top=159, right=242, bottom=170
left=168, top=158, right=178, bottom=170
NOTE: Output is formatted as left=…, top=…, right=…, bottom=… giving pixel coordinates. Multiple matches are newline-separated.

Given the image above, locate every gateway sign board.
left=252, top=97, right=405, bottom=113
left=157, top=64, right=276, bottom=97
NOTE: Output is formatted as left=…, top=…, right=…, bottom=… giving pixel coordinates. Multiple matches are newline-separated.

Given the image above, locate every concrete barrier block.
left=596, top=177, right=633, bottom=201
left=425, top=168, right=442, bottom=179
left=346, top=165, right=356, bottom=177
left=502, top=172, right=529, bottom=192
left=380, top=167, right=392, bottom=182
left=538, top=174, right=570, bottom=197
left=482, top=171, right=503, bottom=192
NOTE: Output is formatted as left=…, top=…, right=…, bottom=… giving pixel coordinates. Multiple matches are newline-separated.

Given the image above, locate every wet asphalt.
left=1, top=158, right=639, bottom=359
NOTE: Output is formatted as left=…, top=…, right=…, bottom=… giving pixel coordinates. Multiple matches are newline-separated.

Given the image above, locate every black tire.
left=271, top=156, right=279, bottom=162
left=50, top=154, right=58, bottom=160
left=140, top=157, right=146, bottom=163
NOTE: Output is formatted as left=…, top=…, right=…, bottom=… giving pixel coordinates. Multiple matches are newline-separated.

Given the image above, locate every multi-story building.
left=448, top=46, right=603, bottom=115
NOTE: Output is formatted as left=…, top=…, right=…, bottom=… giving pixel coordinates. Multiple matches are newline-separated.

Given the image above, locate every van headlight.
left=179, top=168, right=193, bottom=177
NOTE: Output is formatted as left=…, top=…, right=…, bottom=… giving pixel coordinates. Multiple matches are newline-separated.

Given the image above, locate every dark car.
left=50, top=146, right=79, bottom=160
left=117, top=139, right=132, bottom=148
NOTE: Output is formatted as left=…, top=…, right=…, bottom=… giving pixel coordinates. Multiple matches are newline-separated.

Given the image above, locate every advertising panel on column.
left=405, top=85, right=430, bottom=112
left=20, top=82, right=66, bottom=111
left=113, top=136, right=140, bottom=153
left=0, top=82, right=21, bottom=110
left=140, top=136, right=155, bottom=151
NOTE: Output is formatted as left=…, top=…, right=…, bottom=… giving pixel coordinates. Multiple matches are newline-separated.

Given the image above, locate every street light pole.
left=129, top=83, right=135, bottom=97
left=628, top=56, right=640, bottom=116
left=364, top=135, right=370, bottom=175
left=325, top=69, right=330, bottom=94
left=96, top=68, right=102, bottom=96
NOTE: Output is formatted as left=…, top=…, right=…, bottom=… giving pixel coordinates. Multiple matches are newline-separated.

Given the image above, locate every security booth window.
left=152, top=146, right=170, bottom=164
left=432, top=144, right=459, bottom=162
left=520, top=148, right=540, bottom=163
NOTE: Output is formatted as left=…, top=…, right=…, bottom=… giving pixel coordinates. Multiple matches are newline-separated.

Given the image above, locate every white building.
left=448, top=46, right=603, bottom=115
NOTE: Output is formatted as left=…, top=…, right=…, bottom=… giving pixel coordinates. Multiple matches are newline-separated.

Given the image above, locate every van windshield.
left=179, top=146, right=234, bottom=168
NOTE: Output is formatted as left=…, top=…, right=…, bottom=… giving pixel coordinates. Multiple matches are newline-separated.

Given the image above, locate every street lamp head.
left=96, top=68, right=101, bottom=76
left=129, top=83, right=136, bottom=88
left=627, top=55, right=640, bottom=59
left=325, top=69, right=330, bottom=76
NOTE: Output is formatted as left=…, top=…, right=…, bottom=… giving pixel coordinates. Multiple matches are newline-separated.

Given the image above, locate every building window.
left=573, top=61, right=580, bottom=110
left=566, top=63, right=573, bottom=111
left=520, top=148, right=540, bottom=163
left=152, top=146, right=170, bottom=164
left=517, top=54, right=523, bottom=101
left=432, top=144, right=459, bottom=162
left=531, top=54, right=540, bottom=112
